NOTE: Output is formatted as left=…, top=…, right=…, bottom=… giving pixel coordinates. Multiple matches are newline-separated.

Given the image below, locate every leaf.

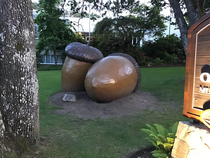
left=149, top=133, right=162, bottom=142
left=156, top=141, right=164, bottom=147
left=154, top=124, right=168, bottom=136
left=167, top=133, right=174, bottom=138
left=170, top=122, right=179, bottom=135
left=141, top=128, right=156, bottom=136
left=145, top=137, right=159, bottom=148
left=166, top=137, right=175, bottom=144
left=157, top=134, right=168, bottom=143
left=141, top=123, right=176, bottom=158
left=163, top=143, right=173, bottom=152
left=145, top=124, right=158, bottom=135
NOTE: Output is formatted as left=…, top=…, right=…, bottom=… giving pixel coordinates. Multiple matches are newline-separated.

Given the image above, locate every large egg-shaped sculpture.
left=84, top=53, right=141, bottom=102
left=61, top=42, right=103, bottom=92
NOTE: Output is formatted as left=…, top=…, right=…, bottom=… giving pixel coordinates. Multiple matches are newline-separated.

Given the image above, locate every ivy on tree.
left=35, top=0, right=76, bottom=65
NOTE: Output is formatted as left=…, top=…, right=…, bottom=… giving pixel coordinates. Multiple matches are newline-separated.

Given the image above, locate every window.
left=57, top=55, right=63, bottom=63
left=46, top=55, right=50, bottom=63
left=51, top=56, right=55, bottom=63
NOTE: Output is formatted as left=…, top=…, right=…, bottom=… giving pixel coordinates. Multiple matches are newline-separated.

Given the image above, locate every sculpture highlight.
left=61, top=42, right=141, bottom=103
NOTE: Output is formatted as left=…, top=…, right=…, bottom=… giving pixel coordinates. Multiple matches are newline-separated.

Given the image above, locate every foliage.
left=141, top=122, right=179, bottom=158
left=131, top=4, right=166, bottom=37
left=66, top=0, right=139, bottom=18
left=90, top=35, right=147, bottom=66
left=152, top=58, right=164, bottom=66
left=93, top=4, right=166, bottom=49
left=91, top=34, right=185, bottom=67
left=72, top=12, right=101, bottom=21
left=90, top=3, right=167, bottom=65
left=35, top=0, right=75, bottom=65
left=91, top=34, right=123, bottom=56
left=141, top=34, right=185, bottom=64
left=65, top=0, right=210, bottom=56
left=75, top=33, right=87, bottom=44
left=37, top=65, right=63, bottom=71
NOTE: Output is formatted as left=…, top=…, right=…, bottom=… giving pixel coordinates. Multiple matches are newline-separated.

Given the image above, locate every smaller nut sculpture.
left=84, top=53, right=141, bottom=102
left=61, top=42, right=103, bottom=92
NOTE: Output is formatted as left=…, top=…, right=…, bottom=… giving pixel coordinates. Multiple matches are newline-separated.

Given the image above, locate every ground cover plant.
left=141, top=122, right=178, bottom=158
left=36, top=67, right=189, bottom=157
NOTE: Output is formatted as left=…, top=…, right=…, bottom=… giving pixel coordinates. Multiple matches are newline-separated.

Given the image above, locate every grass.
left=140, top=67, right=186, bottom=102
left=37, top=67, right=189, bottom=158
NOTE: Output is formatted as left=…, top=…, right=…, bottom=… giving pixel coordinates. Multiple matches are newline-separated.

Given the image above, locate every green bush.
left=142, top=34, right=185, bottom=64
left=75, top=33, right=87, bottom=44
left=90, top=34, right=185, bottom=67
left=37, top=65, right=63, bottom=71
left=91, top=35, right=124, bottom=57
left=163, top=52, right=178, bottom=64
left=141, top=122, right=178, bottom=158
left=152, top=58, right=164, bottom=66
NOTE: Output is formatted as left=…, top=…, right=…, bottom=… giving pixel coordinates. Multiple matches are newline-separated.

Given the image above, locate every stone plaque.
left=62, top=94, right=76, bottom=102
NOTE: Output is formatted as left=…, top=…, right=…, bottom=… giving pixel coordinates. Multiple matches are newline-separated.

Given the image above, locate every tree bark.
left=53, top=51, right=58, bottom=65
left=168, top=0, right=189, bottom=54
left=184, top=0, right=200, bottom=26
left=0, top=0, right=39, bottom=156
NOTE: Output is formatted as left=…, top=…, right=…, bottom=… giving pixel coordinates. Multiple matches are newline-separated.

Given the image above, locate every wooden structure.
left=184, top=12, right=210, bottom=128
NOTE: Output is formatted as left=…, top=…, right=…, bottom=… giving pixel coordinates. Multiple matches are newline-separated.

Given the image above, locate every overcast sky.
left=32, top=0, right=38, bottom=3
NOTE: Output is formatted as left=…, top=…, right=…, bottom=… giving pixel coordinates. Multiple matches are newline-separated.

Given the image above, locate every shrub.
left=37, top=65, right=63, bottom=71
left=142, top=34, right=185, bottom=64
left=152, top=58, right=164, bottom=66
left=75, top=33, right=87, bottom=44
left=163, top=52, right=178, bottom=64
left=141, top=122, right=178, bottom=158
left=93, top=35, right=125, bottom=56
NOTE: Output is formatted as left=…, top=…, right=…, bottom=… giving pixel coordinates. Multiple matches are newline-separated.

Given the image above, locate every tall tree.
left=35, top=0, right=75, bottom=65
left=151, top=0, right=210, bottom=54
left=94, top=4, right=166, bottom=48
left=0, top=0, right=39, bottom=156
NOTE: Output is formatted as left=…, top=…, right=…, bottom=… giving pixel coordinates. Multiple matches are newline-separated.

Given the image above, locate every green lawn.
left=37, top=67, right=189, bottom=158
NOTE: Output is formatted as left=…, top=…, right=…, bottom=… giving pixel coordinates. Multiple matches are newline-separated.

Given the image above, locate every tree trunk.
left=168, top=0, right=189, bottom=54
left=53, top=51, right=58, bottom=65
left=184, top=0, right=200, bottom=26
left=0, top=0, right=39, bottom=156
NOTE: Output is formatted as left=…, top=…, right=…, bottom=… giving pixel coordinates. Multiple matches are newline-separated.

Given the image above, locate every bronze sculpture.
left=61, top=42, right=103, bottom=92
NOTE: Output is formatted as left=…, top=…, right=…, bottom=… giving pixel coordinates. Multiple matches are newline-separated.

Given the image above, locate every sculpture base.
left=171, top=121, right=210, bottom=158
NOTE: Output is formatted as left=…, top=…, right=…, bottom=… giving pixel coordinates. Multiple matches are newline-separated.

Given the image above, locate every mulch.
left=126, top=146, right=155, bottom=158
